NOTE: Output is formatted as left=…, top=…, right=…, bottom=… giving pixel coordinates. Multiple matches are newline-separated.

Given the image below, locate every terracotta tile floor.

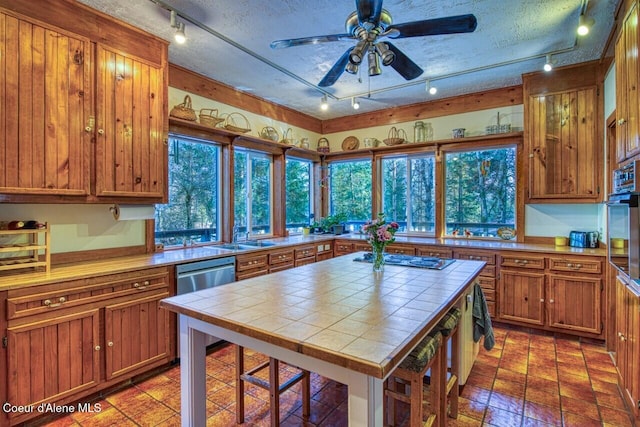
left=35, top=323, right=637, bottom=427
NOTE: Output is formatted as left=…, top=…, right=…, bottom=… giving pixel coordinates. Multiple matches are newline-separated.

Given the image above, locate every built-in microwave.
left=607, top=192, right=640, bottom=279
left=613, top=160, right=640, bottom=194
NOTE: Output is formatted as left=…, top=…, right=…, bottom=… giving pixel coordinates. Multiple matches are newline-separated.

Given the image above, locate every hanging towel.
left=473, top=282, right=495, bottom=350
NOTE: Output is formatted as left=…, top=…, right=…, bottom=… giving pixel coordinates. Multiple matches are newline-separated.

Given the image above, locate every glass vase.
left=372, top=246, right=385, bottom=272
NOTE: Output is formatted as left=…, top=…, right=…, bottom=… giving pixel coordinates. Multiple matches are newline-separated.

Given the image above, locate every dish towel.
left=473, top=282, right=495, bottom=351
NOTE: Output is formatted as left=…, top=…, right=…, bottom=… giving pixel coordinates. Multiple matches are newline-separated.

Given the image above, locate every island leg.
left=347, top=373, right=384, bottom=426
left=179, top=314, right=207, bottom=427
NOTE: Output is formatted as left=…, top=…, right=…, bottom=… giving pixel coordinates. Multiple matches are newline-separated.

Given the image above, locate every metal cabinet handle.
left=619, top=118, right=627, bottom=125
left=44, top=297, right=66, bottom=308
left=97, top=129, right=104, bottom=135
left=108, top=341, right=114, bottom=347
left=540, top=299, right=545, bottom=302
left=95, top=345, right=101, bottom=351
left=549, top=299, right=554, bottom=303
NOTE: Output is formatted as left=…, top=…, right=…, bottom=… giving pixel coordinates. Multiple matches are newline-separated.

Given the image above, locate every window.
left=445, top=147, right=516, bottom=237
left=285, top=157, right=313, bottom=233
left=381, top=154, right=436, bottom=234
left=155, top=136, right=221, bottom=247
left=329, top=160, right=372, bottom=228
left=234, top=149, right=272, bottom=236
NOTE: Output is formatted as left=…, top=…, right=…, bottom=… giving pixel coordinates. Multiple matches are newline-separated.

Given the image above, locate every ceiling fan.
left=270, top=0, right=477, bottom=87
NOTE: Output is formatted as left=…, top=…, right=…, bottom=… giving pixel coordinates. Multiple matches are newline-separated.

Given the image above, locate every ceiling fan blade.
left=355, top=0, right=383, bottom=26
left=386, top=14, right=477, bottom=38
left=318, top=47, right=354, bottom=87
left=270, top=33, right=354, bottom=49
left=385, top=42, right=423, bottom=81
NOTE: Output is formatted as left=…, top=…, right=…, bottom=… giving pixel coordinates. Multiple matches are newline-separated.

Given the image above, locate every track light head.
left=170, top=10, right=186, bottom=44
left=320, top=95, right=328, bottom=111
left=577, top=14, right=593, bottom=36
left=543, top=54, right=553, bottom=72
left=352, top=97, right=360, bottom=110
left=425, top=80, right=437, bottom=95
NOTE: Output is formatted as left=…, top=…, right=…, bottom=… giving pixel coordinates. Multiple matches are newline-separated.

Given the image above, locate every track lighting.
left=170, top=10, right=186, bottom=44
left=425, top=80, right=437, bottom=95
left=577, top=14, right=593, bottom=36
left=320, top=95, right=328, bottom=111
left=351, top=97, right=360, bottom=110
left=368, top=50, right=381, bottom=76
left=375, top=42, right=395, bottom=66
left=543, top=54, right=553, bottom=72
left=349, top=40, right=370, bottom=65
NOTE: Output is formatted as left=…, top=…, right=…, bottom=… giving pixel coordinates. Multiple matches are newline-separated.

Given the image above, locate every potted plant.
left=321, top=213, right=347, bottom=234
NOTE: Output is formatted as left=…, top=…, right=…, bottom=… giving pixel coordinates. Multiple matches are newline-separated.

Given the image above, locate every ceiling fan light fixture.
left=368, top=50, right=381, bottom=76
left=543, top=54, right=553, bottom=72
left=345, top=62, right=359, bottom=75
left=349, top=40, right=370, bottom=65
left=320, top=95, right=329, bottom=111
left=351, top=97, right=360, bottom=110
left=375, top=42, right=395, bottom=66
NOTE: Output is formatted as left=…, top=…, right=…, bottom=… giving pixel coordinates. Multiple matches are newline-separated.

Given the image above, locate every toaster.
left=569, top=231, right=599, bottom=248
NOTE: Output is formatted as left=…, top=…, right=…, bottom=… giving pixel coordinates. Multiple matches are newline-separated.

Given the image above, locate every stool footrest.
left=446, top=375, right=458, bottom=394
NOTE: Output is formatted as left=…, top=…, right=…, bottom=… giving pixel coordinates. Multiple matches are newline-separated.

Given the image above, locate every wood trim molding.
left=169, top=64, right=323, bottom=134
left=321, top=85, right=523, bottom=134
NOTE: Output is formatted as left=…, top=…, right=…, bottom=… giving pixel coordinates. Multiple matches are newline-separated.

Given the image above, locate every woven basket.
left=260, top=126, right=279, bottom=141
left=280, top=128, right=295, bottom=145
left=198, top=108, right=224, bottom=128
left=317, top=137, right=330, bottom=153
left=224, top=112, right=251, bottom=133
left=170, top=95, right=197, bottom=121
left=383, top=127, right=406, bottom=146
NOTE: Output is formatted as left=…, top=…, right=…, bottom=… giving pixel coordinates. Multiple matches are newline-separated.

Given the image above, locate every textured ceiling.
left=79, top=0, right=617, bottom=119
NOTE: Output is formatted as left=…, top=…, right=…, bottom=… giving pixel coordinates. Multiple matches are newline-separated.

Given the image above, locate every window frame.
left=285, top=155, right=314, bottom=234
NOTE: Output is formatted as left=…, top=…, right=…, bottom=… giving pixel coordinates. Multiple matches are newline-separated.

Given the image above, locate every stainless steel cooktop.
left=354, top=253, right=455, bottom=270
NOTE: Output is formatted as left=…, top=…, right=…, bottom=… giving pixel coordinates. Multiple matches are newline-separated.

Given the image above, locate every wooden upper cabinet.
left=0, top=12, right=91, bottom=196
left=616, top=3, right=640, bottom=163
left=528, top=87, right=599, bottom=201
left=95, top=45, right=166, bottom=201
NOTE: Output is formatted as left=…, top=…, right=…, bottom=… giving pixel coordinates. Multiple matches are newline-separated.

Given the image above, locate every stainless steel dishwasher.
left=176, top=256, right=236, bottom=348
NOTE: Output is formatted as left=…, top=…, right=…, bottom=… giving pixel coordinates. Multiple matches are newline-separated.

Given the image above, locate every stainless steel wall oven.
left=607, top=192, right=640, bottom=279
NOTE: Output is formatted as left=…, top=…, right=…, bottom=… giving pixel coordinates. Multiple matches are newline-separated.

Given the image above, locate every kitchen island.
left=160, top=253, right=485, bottom=426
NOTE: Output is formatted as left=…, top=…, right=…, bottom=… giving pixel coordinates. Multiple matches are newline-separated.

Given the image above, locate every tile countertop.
left=0, top=233, right=605, bottom=291
left=160, top=254, right=486, bottom=379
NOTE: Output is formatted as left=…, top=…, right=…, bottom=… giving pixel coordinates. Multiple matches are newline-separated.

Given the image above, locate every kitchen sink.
left=216, top=243, right=249, bottom=251
left=241, top=240, right=276, bottom=247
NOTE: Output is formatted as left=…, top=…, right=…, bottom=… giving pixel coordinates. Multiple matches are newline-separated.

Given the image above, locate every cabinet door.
left=0, top=13, right=91, bottom=196
left=104, top=292, right=170, bottom=380
left=7, top=309, right=100, bottom=414
left=623, top=282, right=640, bottom=417
left=95, top=44, right=166, bottom=200
left=499, top=270, right=545, bottom=325
left=616, top=28, right=629, bottom=163
left=625, top=5, right=640, bottom=160
left=547, top=275, right=601, bottom=335
left=616, top=277, right=629, bottom=386
left=528, top=88, right=598, bottom=201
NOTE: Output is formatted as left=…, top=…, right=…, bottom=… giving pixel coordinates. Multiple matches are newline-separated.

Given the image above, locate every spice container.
left=414, top=121, right=426, bottom=143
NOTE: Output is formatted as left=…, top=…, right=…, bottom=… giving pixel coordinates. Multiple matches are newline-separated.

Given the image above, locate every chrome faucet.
left=232, top=225, right=239, bottom=243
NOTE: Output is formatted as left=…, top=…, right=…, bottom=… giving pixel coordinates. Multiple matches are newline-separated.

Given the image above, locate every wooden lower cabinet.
left=455, top=249, right=497, bottom=317
left=499, top=270, right=546, bottom=326
left=548, top=275, right=601, bottom=334
left=236, top=253, right=269, bottom=280
left=4, top=267, right=171, bottom=425
left=104, top=292, right=170, bottom=380
left=294, top=244, right=316, bottom=267
left=7, top=309, right=101, bottom=419
left=615, top=276, right=640, bottom=419
left=269, top=248, right=294, bottom=273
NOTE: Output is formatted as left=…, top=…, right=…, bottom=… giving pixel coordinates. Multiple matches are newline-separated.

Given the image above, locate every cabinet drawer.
left=334, top=241, right=354, bottom=254
left=295, top=246, right=317, bottom=260
left=548, top=257, right=602, bottom=274
left=236, top=254, right=268, bottom=271
left=295, top=258, right=316, bottom=267
left=7, top=268, right=169, bottom=320
left=386, top=245, right=415, bottom=255
left=417, top=246, right=453, bottom=259
left=478, top=276, right=495, bottom=292
left=500, top=254, right=545, bottom=270
left=269, top=249, right=294, bottom=266
left=355, top=243, right=371, bottom=252
left=236, top=268, right=269, bottom=280
left=486, top=301, right=496, bottom=317
left=481, top=265, right=496, bottom=277
left=454, top=250, right=496, bottom=265
left=316, top=252, right=333, bottom=262
left=481, top=289, right=496, bottom=302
